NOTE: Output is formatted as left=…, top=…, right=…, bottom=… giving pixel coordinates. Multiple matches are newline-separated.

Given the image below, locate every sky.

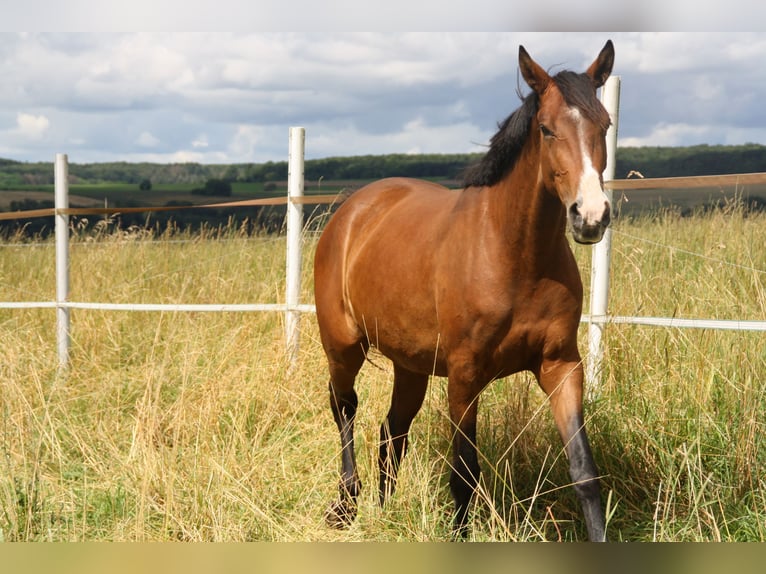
left=1, top=30, right=766, bottom=165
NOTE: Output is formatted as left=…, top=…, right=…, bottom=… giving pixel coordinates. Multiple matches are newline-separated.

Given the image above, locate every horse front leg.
left=538, top=356, right=606, bottom=542
left=446, top=368, right=483, bottom=539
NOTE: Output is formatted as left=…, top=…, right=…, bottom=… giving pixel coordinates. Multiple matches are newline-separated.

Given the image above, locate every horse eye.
left=540, top=124, right=555, bottom=138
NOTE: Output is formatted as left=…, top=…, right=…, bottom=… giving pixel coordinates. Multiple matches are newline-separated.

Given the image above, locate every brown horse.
left=314, top=40, right=615, bottom=541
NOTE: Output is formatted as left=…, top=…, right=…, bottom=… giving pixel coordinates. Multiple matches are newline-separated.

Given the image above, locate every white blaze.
left=569, top=108, right=609, bottom=224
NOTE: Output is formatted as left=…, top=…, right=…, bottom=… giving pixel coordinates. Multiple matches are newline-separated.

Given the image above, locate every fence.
left=2, top=111, right=766, bottom=386
left=582, top=77, right=766, bottom=385
left=0, top=127, right=326, bottom=369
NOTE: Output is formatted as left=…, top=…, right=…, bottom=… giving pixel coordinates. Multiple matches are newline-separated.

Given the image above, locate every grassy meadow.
left=0, top=203, right=765, bottom=542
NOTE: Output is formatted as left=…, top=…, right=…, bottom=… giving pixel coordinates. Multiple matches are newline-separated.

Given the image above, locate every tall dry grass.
left=0, top=204, right=764, bottom=541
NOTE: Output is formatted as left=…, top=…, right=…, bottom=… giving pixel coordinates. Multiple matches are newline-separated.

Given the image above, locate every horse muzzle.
left=568, top=200, right=611, bottom=244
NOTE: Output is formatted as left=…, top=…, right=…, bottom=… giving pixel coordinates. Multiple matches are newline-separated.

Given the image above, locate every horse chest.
left=436, top=276, right=580, bottom=376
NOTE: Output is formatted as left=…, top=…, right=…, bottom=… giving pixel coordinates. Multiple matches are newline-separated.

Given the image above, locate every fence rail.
left=605, top=171, right=766, bottom=190
left=586, top=314, right=766, bottom=331
left=0, top=301, right=317, bottom=313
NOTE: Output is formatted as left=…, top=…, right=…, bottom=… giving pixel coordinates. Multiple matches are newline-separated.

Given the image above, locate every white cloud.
left=136, top=131, right=160, bottom=147
left=307, top=118, right=487, bottom=160
left=228, top=124, right=264, bottom=160
left=192, top=134, right=209, bottom=148
left=16, top=112, right=50, bottom=139
left=619, top=123, right=712, bottom=147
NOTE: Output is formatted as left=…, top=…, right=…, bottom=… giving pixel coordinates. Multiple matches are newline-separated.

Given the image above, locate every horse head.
left=519, top=40, right=615, bottom=244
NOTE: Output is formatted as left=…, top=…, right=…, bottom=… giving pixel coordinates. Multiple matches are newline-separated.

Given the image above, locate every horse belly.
left=346, top=246, right=447, bottom=375
left=360, top=299, right=446, bottom=375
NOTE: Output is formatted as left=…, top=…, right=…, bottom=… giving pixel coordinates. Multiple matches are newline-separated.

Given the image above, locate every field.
left=0, top=178, right=368, bottom=207
left=0, top=202, right=765, bottom=542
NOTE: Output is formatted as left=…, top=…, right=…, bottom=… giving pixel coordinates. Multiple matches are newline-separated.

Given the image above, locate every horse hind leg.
left=325, top=346, right=367, bottom=529
left=378, top=364, right=429, bottom=507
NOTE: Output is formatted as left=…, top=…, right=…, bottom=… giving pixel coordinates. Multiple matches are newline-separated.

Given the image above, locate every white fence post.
left=285, top=127, right=305, bottom=365
left=586, top=75, right=621, bottom=393
left=55, top=153, right=70, bottom=369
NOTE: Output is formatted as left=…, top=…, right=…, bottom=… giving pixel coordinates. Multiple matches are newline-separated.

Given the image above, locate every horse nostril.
left=568, top=203, right=582, bottom=224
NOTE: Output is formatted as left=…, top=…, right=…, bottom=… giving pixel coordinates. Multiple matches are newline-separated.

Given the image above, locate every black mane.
left=460, top=90, right=538, bottom=188
left=461, top=70, right=611, bottom=188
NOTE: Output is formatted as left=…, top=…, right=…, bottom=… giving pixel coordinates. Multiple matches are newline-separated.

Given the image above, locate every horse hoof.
left=325, top=499, right=357, bottom=529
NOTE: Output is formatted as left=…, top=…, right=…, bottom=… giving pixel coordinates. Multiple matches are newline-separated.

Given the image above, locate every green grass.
left=0, top=204, right=764, bottom=541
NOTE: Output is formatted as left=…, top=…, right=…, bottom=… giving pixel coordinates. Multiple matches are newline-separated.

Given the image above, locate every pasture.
left=0, top=203, right=764, bottom=541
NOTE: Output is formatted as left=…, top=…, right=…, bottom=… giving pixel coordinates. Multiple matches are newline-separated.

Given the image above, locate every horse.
left=313, top=40, right=615, bottom=541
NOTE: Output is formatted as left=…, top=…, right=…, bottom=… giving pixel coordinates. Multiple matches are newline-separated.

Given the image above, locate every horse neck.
left=485, top=148, right=568, bottom=261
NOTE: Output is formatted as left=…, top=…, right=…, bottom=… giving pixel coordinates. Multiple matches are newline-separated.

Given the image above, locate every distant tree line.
left=1, top=144, right=765, bottom=189
left=0, top=159, right=238, bottom=188
left=220, top=144, right=766, bottom=183
left=234, top=153, right=473, bottom=184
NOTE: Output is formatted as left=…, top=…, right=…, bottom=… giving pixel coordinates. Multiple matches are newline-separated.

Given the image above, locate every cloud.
left=16, top=112, right=50, bottom=139
left=306, top=117, right=487, bottom=160
left=619, top=123, right=713, bottom=147
left=621, top=122, right=766, bottom=149
left=136, top=131, right=160, bottom=147
left=0, top=33, right=765, bottom=163
left=192, top=135, right=209, bottom=148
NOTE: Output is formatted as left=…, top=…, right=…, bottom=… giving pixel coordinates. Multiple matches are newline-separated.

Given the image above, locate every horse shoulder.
left=526, top=263, right=585, bottom=362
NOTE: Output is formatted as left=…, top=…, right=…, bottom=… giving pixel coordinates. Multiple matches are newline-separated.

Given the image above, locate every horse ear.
left=586, top=40, right=615, bottom=88
left=519, top=45, right=551, bottom=94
